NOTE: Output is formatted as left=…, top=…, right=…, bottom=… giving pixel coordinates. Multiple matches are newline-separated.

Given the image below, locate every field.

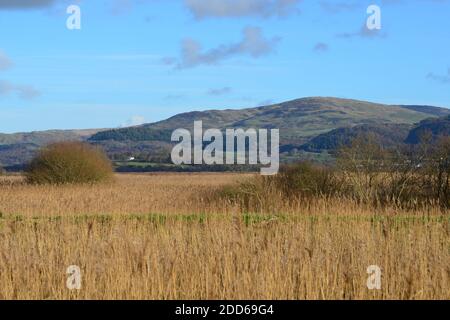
left=0, top=173, right=449, bottom=300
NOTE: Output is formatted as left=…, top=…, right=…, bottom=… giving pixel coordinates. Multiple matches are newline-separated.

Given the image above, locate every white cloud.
left=167, top=26, right=281, bottom=69
left=427, top=68, right=450, bottom=84
left=337, top=24, right=387, bottom=39
left=313, top=42, right=329, bottom=52
left=0, top=80, right=40, bottom=100
left=0, top=50, right=13, bottom=71
left=207, top=87, right=232, bottom=96
left=121, top=115, right=146, bottom=127
left=184, top=0, right=301, bottom=19
left=0, top=0, right=55, bottom=9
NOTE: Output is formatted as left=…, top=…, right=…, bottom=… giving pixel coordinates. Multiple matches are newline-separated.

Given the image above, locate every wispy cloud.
left=165, top=26, right=281, bottom=69
left=121, top=115, right=146, bottom=127
left=0, top=0, right=86, bottom=10
left=319, top=1, right=359, bottom=13
left=184, top=0, right=301, bottom=19
left=0, top=50, right=13, bottom=71
left=321, top=0, right=449, bottom=14
left=0, top=50, right=40, bottom=100
left=427, top=68, right=450, bottom=84
left=256, top=99, right=274, bottom=107
left=0, top=0, right=56, bottom=10
left=313, top=42, right=329, bottom=53
left=207, top=87, right=232, bottom=96
left=337, top=24, right=387, bottom=39
left=164, top=93, right=186, bottom=100
left=0, top=80, right=41, bottom=100
left=110, top=0, right=134, bottom=15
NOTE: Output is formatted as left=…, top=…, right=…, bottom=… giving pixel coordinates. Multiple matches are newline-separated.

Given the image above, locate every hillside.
left=0, top=129, right=103, bottom=146
left=405, top=115, right=450, bottom=144
left=1, top=97, right=449, bottom=169
left=300, top=123, right=413, bottom=153
left=91, top=97, right=450, bottom=144
left=0, top=129, right=105, bottom=168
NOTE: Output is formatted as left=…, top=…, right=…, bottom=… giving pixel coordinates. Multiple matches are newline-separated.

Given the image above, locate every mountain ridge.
left=1, top=97, right=450, bottom=169
left=0, top=129, right=105, bottom=146
left=92, top=97, right=450, bottom=144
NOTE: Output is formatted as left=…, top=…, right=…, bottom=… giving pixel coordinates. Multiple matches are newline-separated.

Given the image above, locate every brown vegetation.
left=25, top=142, right=113, bottom=185
left=0, top=173, right=448, bottom=299
left=223, top=134, right=450, bottom=212
left=0, top=130, right=448, bottom=300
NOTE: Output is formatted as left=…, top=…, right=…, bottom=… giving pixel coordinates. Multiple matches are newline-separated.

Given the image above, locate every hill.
left=91, top=97, right=450, bottom=144
left=300, top=123, right=413, bottom=153
left=405, top=115, right=450, bottom=144
left=1, top=97, right=449, bottom=169
left=0, top=129, right=103, bottom=146
left=0, top=129, right=105, bottom=169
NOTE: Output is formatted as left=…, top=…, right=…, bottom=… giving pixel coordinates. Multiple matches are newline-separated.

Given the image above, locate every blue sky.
left=0, top=0, right=449, bottom=133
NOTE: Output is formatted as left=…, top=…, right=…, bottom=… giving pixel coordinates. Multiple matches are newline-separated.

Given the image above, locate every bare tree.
left=337, top=133, right=388, bottom=203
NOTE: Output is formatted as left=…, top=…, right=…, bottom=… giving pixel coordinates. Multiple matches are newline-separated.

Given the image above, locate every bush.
left=418, top=136, right=450, bottom=208
left=217, top=134, right=450, bottom=211
left=336, top=133, right=389, bottom=203
left=216, top=162, right=339, bottom=212
left=336, top=133, right=450, bottom=209
left=216, top=176, right=278, bottom=212
left=25, top=142, right=113, bottom=185
left=274, top=162, right=339, bottom=198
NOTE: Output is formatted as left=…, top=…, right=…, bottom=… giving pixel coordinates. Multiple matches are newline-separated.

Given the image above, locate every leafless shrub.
left=25, top=142, right=113, bottom=185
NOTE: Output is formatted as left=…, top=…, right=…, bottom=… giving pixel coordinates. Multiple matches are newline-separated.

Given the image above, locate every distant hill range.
left=300, top=123, right=413, bottom=153
left=0, top=129, right=102, bottom=146
left=405, top=115, right=450, bottom=144
left=0, top=129, right=105, bottom=170
left=1, top=97, right=450, bottom=169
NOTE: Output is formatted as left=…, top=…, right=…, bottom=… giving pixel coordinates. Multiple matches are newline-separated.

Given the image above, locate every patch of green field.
left=1, top=212, right=448, bottom=228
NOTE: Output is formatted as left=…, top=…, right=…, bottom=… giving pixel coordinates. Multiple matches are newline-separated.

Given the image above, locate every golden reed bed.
left=0, top=173, right=448, bottom=299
